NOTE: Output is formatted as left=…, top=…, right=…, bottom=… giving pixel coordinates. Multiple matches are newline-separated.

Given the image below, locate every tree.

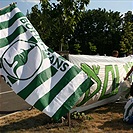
left=69, top=8, right=123, bottom=55
left=119, top=11, right=133, bottom=56
left=27, top=0, right=90, bottom=52
left=119, top=22, right=133, bottom=55
left=27, top=1, right=132, bottom=56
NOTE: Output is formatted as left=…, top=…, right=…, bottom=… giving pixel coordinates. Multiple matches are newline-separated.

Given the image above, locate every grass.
left=0, top=102, right=133, bottom=133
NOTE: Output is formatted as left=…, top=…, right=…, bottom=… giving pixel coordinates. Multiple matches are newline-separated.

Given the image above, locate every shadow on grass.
left=0, top=102, right=128, bottom=132
left=0, top=113, right=52, bottom=132
left=85, top=102, right=125, bottom=114
left=98, top=118, right=133, bottom=131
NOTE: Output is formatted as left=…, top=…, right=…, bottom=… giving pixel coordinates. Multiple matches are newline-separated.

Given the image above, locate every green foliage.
left=27, top=1, right=133, bottom=56
left=73, top=44, right=82, bottom=54
left=69, top=8, right=123, bottom=55
left=119, top=11, right=133, bottom=55
left=27, top=0, right=90, bottom=51
left=88, top=42, right=97, bottom=53
left=71, top=111, right=93, bottom=120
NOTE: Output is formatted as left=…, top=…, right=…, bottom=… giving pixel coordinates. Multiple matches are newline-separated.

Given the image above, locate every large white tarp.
left=69, top=55, right=133, bottom=112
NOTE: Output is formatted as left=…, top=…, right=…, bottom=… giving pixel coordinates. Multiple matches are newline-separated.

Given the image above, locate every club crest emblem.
left=1, top=40, right=43, bottom=80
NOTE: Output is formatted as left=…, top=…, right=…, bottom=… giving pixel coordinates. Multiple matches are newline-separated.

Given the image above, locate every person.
left=123, top=97, right=133, bottom=124
left=112, top=50, right=119, bottom=57
left=124, top=66, right=133, bottom=96
left=123, top=66, right=133, bottom=124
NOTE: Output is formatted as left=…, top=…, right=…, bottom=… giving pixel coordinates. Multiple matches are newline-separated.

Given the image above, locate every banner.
left=0, top=4, right=93, bottom=120
left=69, top=54, right=133, bottom=112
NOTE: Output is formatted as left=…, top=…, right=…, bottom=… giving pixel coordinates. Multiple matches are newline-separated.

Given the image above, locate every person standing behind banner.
left=124, top=66, right=133, bottom=96
left=112, top=50, right=119, bottom=57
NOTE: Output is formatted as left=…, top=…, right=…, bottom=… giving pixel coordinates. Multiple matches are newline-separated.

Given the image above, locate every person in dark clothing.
left=124, top=66, right=133, bottom=96
left=123, top=66, right=133, bottom=124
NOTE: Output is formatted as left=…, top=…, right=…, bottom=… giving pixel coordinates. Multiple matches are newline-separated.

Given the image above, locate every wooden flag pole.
left=67, top=112, right=71, bottom=128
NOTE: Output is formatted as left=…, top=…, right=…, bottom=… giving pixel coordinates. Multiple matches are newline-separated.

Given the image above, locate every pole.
left=68, top=112, right=71, bottom=128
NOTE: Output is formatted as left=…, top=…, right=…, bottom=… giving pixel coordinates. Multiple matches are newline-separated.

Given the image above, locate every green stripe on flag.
left=0, top=4, right=16, bottom=15
left=28, top=37, right=38, bottom=43
left=18, top=66, right=57, bottom=99
left=0, top=26, right=27, bottom=48
left=0, top=12, right=24, bottom=30
left=34, top=66, right=81, bottom=111
left=52, top=78, right=93, bottom=120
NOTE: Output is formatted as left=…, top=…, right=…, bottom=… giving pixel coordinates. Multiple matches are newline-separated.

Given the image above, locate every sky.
left=0, top=0, right=132, bottom=15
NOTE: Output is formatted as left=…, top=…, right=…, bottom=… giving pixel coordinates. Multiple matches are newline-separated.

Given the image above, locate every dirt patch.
left=0, top=102, right=133, bottom=133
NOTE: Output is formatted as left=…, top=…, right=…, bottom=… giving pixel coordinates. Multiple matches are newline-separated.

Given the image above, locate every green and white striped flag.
left=0, top=4, right=93, bottom=120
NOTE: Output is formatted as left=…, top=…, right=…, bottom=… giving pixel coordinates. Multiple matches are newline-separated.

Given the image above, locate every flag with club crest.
left=0, top=4, right=93, bottom=120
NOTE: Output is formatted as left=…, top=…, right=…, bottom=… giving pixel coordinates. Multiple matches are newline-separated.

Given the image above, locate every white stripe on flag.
left=0, top=31, right=33, bottom=57
left=13, top=57, right=51, bottom=93
left=0, top=7, right=21, bottom=23
left=25, top=63, right=74, bottom=105
left=0, top=19, right=24, bottom=39
left=42, top=71, right=88, bottom=117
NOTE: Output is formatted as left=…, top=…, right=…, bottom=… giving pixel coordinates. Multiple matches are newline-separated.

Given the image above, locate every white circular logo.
left=1, top=40, right=43, bottom=80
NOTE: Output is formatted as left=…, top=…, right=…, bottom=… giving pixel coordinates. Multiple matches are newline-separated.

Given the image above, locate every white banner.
left=69, top=55, right=133, bottom=112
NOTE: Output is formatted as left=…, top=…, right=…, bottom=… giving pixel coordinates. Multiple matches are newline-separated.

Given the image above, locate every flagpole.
left=67, top=112, right=71, bottom=128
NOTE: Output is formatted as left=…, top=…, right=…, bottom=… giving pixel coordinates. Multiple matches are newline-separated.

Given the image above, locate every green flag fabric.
left=0, top=4, right=93, bottom=120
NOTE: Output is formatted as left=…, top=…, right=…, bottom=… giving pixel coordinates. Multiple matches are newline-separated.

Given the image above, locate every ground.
left=0, top=101, right=133, bottom=133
